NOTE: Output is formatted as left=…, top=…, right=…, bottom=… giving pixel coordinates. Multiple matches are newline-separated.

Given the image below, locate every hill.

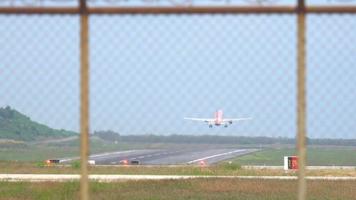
left=0, top=106, right=76, bottom=141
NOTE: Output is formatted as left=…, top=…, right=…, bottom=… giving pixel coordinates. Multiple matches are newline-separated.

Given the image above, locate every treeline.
left=308, top=138, right=356, bottom=146
left=92, top=131, right=356, bottom=146
left=119, top=135, right=295, bottom=145
left=92, top=130, right=120, bottom=141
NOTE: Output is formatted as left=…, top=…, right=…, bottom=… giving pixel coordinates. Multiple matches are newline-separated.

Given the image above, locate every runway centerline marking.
left=187, top=149, right=246, bottom=164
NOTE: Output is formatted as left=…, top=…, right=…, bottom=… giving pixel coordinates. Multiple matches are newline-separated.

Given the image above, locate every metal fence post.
left=297, top=1, right=307, bottom=200
left=80, top=0, right=89, bottom=200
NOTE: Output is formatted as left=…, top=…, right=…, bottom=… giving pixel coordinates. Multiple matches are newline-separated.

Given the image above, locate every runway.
left=61, top=148, right=258, bottom=165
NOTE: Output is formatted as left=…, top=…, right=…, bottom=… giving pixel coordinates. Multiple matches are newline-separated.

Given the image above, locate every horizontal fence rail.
left=1, top=1, right=355, bottom=200
left=1, top=6, right=356, bottom=14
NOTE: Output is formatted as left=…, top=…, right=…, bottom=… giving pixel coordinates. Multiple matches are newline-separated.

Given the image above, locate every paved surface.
left=1, top=174, right=356, bottom=182
left=61, top=148, right=258, bottom=165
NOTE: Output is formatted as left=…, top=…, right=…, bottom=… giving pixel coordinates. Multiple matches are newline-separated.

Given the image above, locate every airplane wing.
left=184, top=118, right=213, bottom=122
left=223, top=117, right=252, bottom=122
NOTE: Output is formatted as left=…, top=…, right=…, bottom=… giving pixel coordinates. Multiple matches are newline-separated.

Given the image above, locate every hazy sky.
left=1, top=1, right=355, bottom=138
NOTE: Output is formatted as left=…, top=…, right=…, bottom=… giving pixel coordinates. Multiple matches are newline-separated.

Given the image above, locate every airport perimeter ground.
left=1, top=161, right=356, bottom=176
left=1, top=161, right=356, bottom=200
left=1, top=179, right=356, bottom=200
left=1, top=141, right=356, bottom=199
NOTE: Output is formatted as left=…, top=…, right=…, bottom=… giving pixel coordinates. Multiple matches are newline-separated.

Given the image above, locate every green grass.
left=1, top=179, right=355, bottom=200
left=0, top=145, right=79, bottom=161
left=233, top=147, right=356, bottom=166
left=233, top=148, right=295, bottom=166
left=0, top=138, right=167, bottom=161
left=306, top=147, right=356, bottom=166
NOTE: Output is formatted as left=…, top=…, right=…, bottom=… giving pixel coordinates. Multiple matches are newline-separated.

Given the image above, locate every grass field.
left=0, top=138, right=116, bottom=161
left=233, top=147, right=356, bottom=166
left=0, top=138, right=172, bottom=161
left=1, top=161, right=355, bottom=177
left=1, top=179, right=355, bottom=200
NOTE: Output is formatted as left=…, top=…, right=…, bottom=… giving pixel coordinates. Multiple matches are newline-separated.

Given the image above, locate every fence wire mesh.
left=90, top=14, right=296, bottom=137
left=308, top=14, right=356, bottom=139
left=305, top=14, right=356, bottom=168
left=0, top=16, right=80, bottom=161
left=1, top=1, right=356, bottom=200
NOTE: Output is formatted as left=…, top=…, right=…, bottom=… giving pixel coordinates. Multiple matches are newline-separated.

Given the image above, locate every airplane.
left=184, top=110, right=252, bottom=128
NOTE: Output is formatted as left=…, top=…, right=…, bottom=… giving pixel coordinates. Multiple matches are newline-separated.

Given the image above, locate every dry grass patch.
left=1, top=179, right=356, bottom=200
left=1, top=161, right=355, bottom=177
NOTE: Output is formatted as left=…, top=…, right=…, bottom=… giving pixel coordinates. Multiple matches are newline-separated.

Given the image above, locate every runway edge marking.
left=186, top=149, right=247, bottom=164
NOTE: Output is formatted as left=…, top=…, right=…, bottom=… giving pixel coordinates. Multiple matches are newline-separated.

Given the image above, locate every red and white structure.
left=284, top=156, right=298, bottom=170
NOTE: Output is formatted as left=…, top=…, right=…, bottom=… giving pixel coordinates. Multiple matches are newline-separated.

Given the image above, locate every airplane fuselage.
left=214, top=110, right=223, bottom=125
left=184, top=110, right=251, bottom=128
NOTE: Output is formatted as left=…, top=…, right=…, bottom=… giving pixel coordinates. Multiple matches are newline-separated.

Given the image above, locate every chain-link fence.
left=306, top=14, right=356, bottom=168
left=1, top=1, right=356, bottom=200
left=308, top=14, right=356, bottom=139
left=90, top=14, right=296, bottom=137
left=0, top=15, right=80, bottom=161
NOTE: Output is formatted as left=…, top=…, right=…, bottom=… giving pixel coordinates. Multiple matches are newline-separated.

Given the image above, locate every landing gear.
left=224, top=125, right=228, bottom=128
left=209, top=125, right=213, bottom=128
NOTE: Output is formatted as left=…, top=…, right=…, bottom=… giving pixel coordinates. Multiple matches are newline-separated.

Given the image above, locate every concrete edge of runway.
left=1, top=174, right=356, bottom=182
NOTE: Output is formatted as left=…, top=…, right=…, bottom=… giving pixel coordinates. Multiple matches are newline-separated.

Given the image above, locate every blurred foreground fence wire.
left=1, top=1, right=356, bottom=200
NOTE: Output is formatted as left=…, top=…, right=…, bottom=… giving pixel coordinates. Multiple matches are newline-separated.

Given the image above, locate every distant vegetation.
left=0, top=106, right=76, bottom=141
left=117, top=134, right=356, bottom=146
left=92, top=130, right=120, bottom=142
left=119, top=134, right=294, bottom=145
left=1, top=105, right=355, bottom=147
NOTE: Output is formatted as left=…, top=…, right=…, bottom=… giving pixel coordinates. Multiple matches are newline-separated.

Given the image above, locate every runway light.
left=199, top=160, right=206, bottom=167
left=121, top=159, right=128, bottom=165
